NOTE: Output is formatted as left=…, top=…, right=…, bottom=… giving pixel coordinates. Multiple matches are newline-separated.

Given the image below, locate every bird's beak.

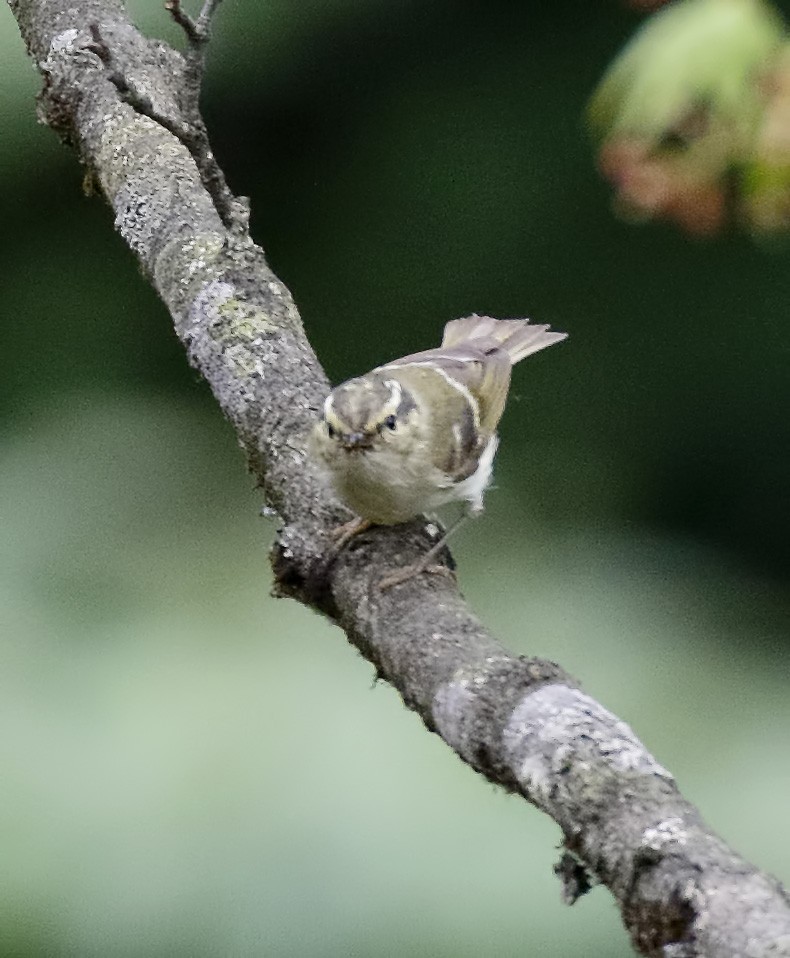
left=342, top=432, right=372, bottom=451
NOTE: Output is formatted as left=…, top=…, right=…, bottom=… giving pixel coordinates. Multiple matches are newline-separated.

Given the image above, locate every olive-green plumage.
left=311, top=315, right=566, bottom=525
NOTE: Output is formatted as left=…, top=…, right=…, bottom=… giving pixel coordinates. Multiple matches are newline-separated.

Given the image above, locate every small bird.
left=311, top=314, right=567, bottom=586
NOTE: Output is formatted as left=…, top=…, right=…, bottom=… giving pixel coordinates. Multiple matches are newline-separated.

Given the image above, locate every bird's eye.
left=326, top=422, right=337, bottom=439
left=383, top=415, right=397, bottom=431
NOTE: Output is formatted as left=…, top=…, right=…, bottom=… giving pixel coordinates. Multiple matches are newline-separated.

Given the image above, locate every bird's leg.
left=330, top=515, right=373, bottom=551
left=378, top=513, right=468, bottom=591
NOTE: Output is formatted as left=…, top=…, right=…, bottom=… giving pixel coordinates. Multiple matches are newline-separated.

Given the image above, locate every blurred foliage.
left=1, top=1, right=789, bottom=956
left=589, top=0, right=790, bottom=236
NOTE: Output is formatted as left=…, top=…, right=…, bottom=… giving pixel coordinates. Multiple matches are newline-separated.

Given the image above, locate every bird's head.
left=314, top=372, right=418, bottom=456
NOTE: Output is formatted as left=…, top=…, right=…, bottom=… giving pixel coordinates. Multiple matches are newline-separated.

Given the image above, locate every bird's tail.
left=441, top=314, right=567, bottom=364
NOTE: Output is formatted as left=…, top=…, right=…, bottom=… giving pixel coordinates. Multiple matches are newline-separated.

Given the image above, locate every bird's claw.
left=329, top=516, right=372, bottom=551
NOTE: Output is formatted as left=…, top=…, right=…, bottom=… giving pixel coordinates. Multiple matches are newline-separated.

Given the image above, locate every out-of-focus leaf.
left=742, top=42, right=790, bottom=232
left=589, top=0, right=783, bottom=145
left=589, top=0, right=785, bottom=234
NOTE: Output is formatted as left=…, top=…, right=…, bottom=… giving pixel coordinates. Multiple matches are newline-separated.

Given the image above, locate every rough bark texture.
left=8, top=1, right=790, bottom=954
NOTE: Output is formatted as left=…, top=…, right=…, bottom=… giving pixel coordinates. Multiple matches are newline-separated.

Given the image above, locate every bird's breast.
left=323, top=443, right=447, bottom=524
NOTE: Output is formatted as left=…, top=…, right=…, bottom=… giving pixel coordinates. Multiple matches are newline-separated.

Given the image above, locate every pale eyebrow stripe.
left=380, top=361, right=480, bottom=430
left=323, top=393, right=334, bottom=418
left=383, top=378, right=402, bottom=411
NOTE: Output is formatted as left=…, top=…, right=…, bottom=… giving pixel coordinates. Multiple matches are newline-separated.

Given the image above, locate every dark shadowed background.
left=2, top=1, right=788, bottom=955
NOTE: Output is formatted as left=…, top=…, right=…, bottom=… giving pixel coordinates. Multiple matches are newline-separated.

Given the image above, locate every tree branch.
left=8, top=1, right=790, bottom=954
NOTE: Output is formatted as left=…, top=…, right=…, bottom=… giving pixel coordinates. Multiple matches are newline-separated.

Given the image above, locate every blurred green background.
left=2, top=1, right=789, bottom=955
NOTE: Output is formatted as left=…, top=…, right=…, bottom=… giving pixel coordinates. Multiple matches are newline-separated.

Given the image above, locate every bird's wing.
left=383, top=341, right=513, bottom=437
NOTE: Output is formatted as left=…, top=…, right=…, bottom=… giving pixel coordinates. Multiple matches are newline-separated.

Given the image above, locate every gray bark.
left=7, top=1, right=790, bottom=954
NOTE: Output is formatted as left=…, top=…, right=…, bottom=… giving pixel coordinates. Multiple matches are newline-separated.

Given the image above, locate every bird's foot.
left=329, top=516, right=372, bottom=551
